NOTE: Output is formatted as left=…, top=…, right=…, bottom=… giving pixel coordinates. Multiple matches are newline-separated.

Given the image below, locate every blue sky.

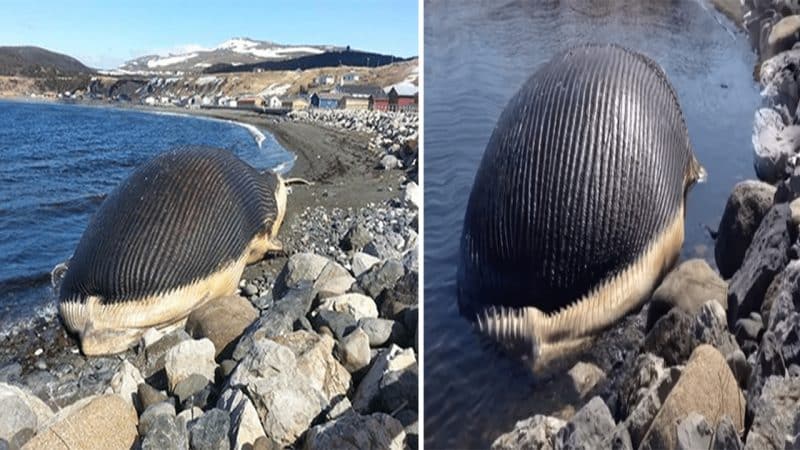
left=0, top=1, right=419, bottom=69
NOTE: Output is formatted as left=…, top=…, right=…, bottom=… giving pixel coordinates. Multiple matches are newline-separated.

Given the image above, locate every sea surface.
left=0, top=100, right=294, bottom=333
left=424, top=0, right=760, bottom=448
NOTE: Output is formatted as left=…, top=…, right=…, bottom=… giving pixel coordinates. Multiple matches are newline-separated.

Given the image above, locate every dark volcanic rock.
left=141, top=414, right=188, bottom=450
left=311, top=309, right=357, bottom=341
left=712, top=416, right=743, bottom=450
left=746, top=375, right=800, bottom=449
left=727, top=203, right=794, bottom=328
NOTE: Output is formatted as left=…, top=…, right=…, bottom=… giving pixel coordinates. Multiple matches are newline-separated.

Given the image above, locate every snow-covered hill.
left=119, top=38, right=338, bottom=74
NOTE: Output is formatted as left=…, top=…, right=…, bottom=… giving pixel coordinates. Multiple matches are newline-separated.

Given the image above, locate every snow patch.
left=258, top=83, right=291, bottom=96
left=147, top=53, right=198, bottom=68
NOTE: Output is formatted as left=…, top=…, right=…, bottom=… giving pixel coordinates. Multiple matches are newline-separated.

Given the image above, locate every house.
left=267, top=96, right=283, bottom=109
left=333, top=85, right=385, bottom=111
left=370, top=90, right=390, bottom=111
left=386, top=82, right=418, bottom=112
left=238, top=96, right=265, bottom=109
left=315, top=74, right=335, bottom=85
left=340, top=72, right=360, bottom=85
left=310, top=92, right=344, bottom=109
left=281, top=96, right=309, bottom=110
left=144, top=96, right=157, bottom=106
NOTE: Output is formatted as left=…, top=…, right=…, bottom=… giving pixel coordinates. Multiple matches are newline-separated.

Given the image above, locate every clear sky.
left=0, top=1, right=419, bottom=69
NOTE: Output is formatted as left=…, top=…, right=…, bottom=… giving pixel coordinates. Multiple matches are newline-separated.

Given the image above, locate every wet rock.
left=272, top=330, right=351, bottom=401
left=310, top=309, right=357, bottom=341
left=217, top=388, right=266, bottom=450
left=274, top=253, right=329, bottom=297
left=319, top=293, right=379, bottom=320
left=0, top=383, right=52, bottom=444
left=353, top=345, right=416, bottom=413
left=352, top=252, right=380, bottom=278
left=554, top=396, right=616, bottom=450
left=715, top=180, right=776, bottom=278
left=675, top=412, right=712, bottom=450
left=746, top=375, right=800, bottom=449
left=491, top=415, right=566, bottom=450
left=340, top=223, right=372, bottom=252
left=646, top=259, right=727, bottom=330
left=728, top=203, right=793, bottom=326
left=340, top=328, right=371, bottom=373
left=313, top=260, right=355, bottom=297
left=138, top=383, right=168, bottom=411
left=358, top=318, right=408, bottom=347
left=164, top=338, right=217, bottom=392
left=189, top=408, right=230, bottom=450
left=358, top=259, right=405, bottom=299
left=229, top=338, right=327, bottom=447
left=232, top=284, right=316, bottom=361
left=141, top=414, right=188, bottom=450
left=185, top=295, right=258, bottom=360
left=24, top=395, right=138, bottom=450
left=303, top=412, right=405, bottom=450
left=639, top=345, right=745, bottom=450
left=110, top=359, right=144, bottom=412
left=568, top=362, right=606, bottom=400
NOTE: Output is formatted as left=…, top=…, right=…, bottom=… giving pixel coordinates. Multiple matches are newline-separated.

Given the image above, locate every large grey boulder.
left=353, top=345, right=416, bottom=413
left=746, top=375, right=800, bottom=449
left=646, top=259, right=728, bottom=330
left=303, top=413, right=406, bottom=450
left=0, top=383, right=53, bottom=445
left=553, top=397, right=616, bottom=450
left=216, top=388, right=266, bottom=450
left=491, top=415, right=566, bottom=450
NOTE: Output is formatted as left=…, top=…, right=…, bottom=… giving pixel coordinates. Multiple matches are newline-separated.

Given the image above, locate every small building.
left=339, top=96, right=370, bottom=110
left=238, top=96, right=265, bottom=109
left=267, top=96, right=283, bottom=109
left=370, top=90, right=389, bottom=111
left=281, top=96, right=309, bottom=110
left=386, top=83, right=418, bottom=112
left=315, top=74, right=335, bottom=85
left=340, top=72, right=360, bottom=85
left=333, top=85, right=385, bottom=110
left=310, top=92, right=344, bottom=109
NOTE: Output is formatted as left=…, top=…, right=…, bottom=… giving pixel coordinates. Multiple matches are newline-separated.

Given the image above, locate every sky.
left=0, top=1, right=419, bottom=69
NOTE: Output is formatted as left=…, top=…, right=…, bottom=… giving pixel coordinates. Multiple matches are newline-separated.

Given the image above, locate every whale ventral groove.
left=457, top=44, right=702, bottom=361
left=60, top=147, right=279, bottom=304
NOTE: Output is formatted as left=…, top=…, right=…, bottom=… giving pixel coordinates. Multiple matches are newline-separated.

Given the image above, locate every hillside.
left=205, top=49, right=410, bottom=74
left=0, top=46, right=94, bottom=76
left=119, top=38, right=339, bottom=74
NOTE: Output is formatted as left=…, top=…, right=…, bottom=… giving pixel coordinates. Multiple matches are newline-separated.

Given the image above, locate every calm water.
left=424, top=0, right=759, bottom=448
left=0, top=100, right=294, bottom=332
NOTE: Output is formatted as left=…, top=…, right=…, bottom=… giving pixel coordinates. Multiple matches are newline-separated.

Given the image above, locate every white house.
left=340, top=72, right=360, bottom=85
left=144, top=96, right=157, bottom=106
left=268, top=95, right=282, bottom=109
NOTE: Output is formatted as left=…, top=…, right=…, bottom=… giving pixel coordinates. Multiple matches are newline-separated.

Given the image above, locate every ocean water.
left=0, top=100, right=294, bottom=332
left=424, top=0, right=760, bottom=448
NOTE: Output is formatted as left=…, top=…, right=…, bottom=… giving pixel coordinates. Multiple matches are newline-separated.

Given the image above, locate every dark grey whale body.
left=457, top=44, right=704, bottom=363
left=59, top=147, right=288, bottom=355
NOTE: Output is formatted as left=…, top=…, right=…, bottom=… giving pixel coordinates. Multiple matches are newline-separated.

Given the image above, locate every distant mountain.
left=0, top=46, right=94, bottom=76
left=119, top=38, right=340, bottom=74
left=204, top=49, right=410, bottom=74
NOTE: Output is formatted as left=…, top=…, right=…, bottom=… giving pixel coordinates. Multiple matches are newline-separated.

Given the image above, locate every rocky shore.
left=486, top=5, right=800, bottom=450
left=0, top=109, right=418, bottom=449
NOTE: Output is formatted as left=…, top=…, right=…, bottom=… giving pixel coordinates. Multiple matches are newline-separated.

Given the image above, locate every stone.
left=109, top=359, right=144, bottom=412
left=358, top=259, right=405, bottom=299
left=491, top=415, right=566, bottom=450
left=363, top=236, right=402, bottom=261
left=726, top=349, right=750, bottom=388
left=766, top=15, right=800, bottom=59
left=141, top=414, right=188, bottom=450
left=232, top=283, right=316, bottom=361
left=646, top=259, right=727, bottom=330
left=643, top=308, right=697, bottom=366
left=734, top=314, right=764, bottom=344
left=185, top=295, right=258, bottom=360
left=177, top=407, right=203, bottom=428
left=310, top=309, right=357, bottom=341
left=618, top=353, right=668, bottom=418
left=271, top=331, right=351, bottom=401
left=554, top=396, right=616, bottom=449
left=404, top=181, right=420, bottom=209
left=319, top=293, right=379, bottom=321
left=358, top=318, right=408, bottom=347
left=746, top=375, right=800, bottom=449
left=326, top=396, right=354, bottom=421
left=313, top=260, right=355, bottom=296
left=303, top=412, right=405, bottom=450
left=341, top=223, right=372, bottom=252
left=379, top=361, right=418, bottom=413
left=753, top=111, right=798, bottom=183
left=715, top=180, right=776, bottom=278
left=623, top=367, right=683, bottom=448
left=380, top=154, right=400, bottom=170
left=639, top=345, right=745, bottom=450
left=353, top=345, right=416, bottom=413
left=173, top=373, right=211, bottom=405
left=340, top=328, right=372, bottom=373
left=378, top=271, right=418, bottom=320
left=228, top=339, right=327, bottom=447
left=24, top=395, right=138, bottom=450
left=728, top=203, right=793, bottom=327
left=352, top=252, right=380, bottom=278
left=691, top=301, right=740, bottom=359
left=274, top=252, right=329, bottom=296
left=568, top=362, right=606, bottom=400
left=164, top=338, right=217, bottom=392
left=190, top=408, right=230, bottom=450
left=139, top=401, right=177, bottom=435
left=675, top=412, right=712, bottom=450
left=0, top=383, right=52, bottom=443
left=217, top=388, right=266, bottom=450
left=138, top=383, right=168, bottom=411
left=712, top=415, right=742, bottom=449
left=143, top=329, right=192, bottom=388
